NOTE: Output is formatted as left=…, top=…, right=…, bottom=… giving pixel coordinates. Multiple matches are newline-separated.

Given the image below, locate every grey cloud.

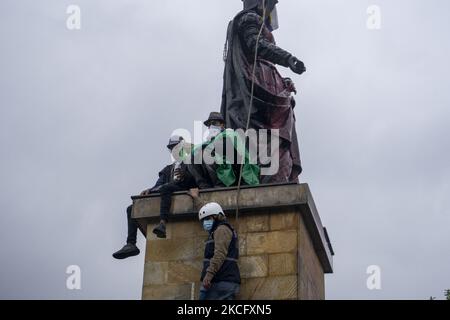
left=0, top=0, right=449, bottom=299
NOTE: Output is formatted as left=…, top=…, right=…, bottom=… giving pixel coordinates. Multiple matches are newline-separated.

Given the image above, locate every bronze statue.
left=221, top=0, right=306, bottom=183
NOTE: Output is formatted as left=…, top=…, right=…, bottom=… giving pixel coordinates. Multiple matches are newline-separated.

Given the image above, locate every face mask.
left=207, top=125, right=222, bottom=141
left=203, top=219, right=214, bottom=232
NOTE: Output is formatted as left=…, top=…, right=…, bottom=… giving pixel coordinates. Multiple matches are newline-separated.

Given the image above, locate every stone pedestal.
left=132, top=183, right=333, bottom=300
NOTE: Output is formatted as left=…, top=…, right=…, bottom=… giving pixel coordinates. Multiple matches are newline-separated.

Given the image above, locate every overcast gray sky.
left=1, top=0, right=449, bottom=299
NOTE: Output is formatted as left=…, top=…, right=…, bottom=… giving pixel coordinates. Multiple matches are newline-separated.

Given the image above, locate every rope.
left=235, top=0, right=267, bottom=229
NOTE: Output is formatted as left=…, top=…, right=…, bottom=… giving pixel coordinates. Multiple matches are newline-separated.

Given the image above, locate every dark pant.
left=187, top=163, right=225, bottom=189
left=158, top=182, right=185, bottom=222
left=126, top=205, right=138, bottom=245
left=199, top=282, right=240, bottom=300
left=125, top=183, right=185, bottom=243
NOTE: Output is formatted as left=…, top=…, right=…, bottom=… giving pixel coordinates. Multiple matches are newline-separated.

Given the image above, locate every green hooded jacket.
left=193, top=130, right=260, bottom=187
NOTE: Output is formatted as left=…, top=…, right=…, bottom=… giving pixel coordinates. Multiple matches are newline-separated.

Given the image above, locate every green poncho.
left=193, top=130, right=260, bottom=187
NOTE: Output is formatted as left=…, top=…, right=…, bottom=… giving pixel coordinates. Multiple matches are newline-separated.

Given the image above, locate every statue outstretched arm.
left=239, top=12, right=292, bottom=66
left=239, top=12, right=306, bottom=74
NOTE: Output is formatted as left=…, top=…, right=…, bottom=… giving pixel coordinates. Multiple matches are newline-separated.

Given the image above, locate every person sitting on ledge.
left=112, top=135, right=196, bottom=259
left=187, top=111, right=260, bottom=189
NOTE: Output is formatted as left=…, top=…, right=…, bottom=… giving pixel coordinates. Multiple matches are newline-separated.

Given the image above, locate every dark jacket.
left=151, top=162, right=195, bottom=191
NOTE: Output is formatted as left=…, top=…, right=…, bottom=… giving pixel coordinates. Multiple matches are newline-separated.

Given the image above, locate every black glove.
left=288, top=56, right=306, bottom=75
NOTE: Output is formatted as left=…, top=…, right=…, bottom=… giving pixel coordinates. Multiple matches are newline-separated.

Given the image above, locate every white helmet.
left=198, top=202, right=225, bottom=221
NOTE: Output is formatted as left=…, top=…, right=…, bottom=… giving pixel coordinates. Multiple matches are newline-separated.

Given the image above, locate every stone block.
left=226, top=217, right=244, bottom=233
left=247, top=230, right=297, bottom=255
left=238, top=233, right=247, bottom=257
left=145, top=237, right=195, bottom=262
left=268, top=253, right=297, bottom=276
left=170, top=220, right=204, bottom=239
left=239, top=255, right=268, bottom=278
left=142, top=283, right=193, bottom=300
left=143, top=261, right=168, bottom=286
left=297, top=214, right=325, bottom=299
left=245, top=213, right=270, bottom=232
left=239, top=275, right=298, bottom=300
left=167, top=260, right=203, bottom=284
left=229, top=214, right=270, bottom=233
left=193, top=236, right=208, bottom=259
left=270, top=211, right=299, bottom=231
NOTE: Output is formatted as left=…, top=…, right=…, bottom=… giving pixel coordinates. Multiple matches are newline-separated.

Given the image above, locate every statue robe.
left=220, top=10, right=302, bottom=183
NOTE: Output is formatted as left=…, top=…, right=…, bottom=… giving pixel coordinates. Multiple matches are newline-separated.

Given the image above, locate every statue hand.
left=283, top=77, right=297, bottom=94
left=288, top=56, right=306, bottom=75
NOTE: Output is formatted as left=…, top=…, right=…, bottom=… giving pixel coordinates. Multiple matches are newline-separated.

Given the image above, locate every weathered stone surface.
left=145, top=237, right=195, bottom=262
left=297, top=214, right=325, bottom=300
left=167, top=260, right=203, bottom=284
left=269, top=253, right=297, bottom=276
left=146, top=222, right=172, bottom=240
left=231, top=214, right=270, bottom=233
left=133, top=184, right=309, bottom=220
left=170, top=220, right=204, bottom=239
left=248, top=213, right=270, bottom=232
left=270, top=211, right=299, bottom=231
left=146, top=220, right=204, bottom=241
left=143, top=261, right=168, bottom=286
left=142, top=283, right=193, bottom=300
left=191, top=281, right=202, bottom=300
left=238, top=233, right=247, bottom=257
left=139, top=184, right=332, bottom=300
left=239, top=275, right=298, bottom=300
left=247, top=230, right=297, bottom=255
left=227, top=217, right=246, bottom=234
left=133, top=183, right=333, bottom=274
left=239, top=255, right=268, bottom=278
left=134, top=195, right=195, bottom=220
left=193, top=236, right=208, bottom=259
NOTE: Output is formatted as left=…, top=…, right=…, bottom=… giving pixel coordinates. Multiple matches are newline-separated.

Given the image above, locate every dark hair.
left=215, top=214, right=226, bottom=222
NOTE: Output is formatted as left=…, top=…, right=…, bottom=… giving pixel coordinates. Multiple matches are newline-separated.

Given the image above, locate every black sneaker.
left=112, top=243, right=140, bottom=259
left=152, top=223, right=167, bottom=238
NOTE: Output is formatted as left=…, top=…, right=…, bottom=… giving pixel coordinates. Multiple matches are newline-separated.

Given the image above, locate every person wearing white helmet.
left=198, top=202, right=241, bottom=300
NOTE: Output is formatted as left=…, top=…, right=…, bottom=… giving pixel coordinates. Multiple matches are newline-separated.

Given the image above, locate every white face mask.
left=207, top=125, right=222, bottom=141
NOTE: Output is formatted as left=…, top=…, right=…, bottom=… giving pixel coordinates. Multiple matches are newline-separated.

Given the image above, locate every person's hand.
left=288, top=56, right=306, bottom=75
left=174, top=168, right=185, bottom=181
left=189, top=188, right=200, bottom=199
left=203, top=275, right=212, bottom=290
left=140, top=189, right=151, bottom=196
left=283, top=77, right=297, bottom=94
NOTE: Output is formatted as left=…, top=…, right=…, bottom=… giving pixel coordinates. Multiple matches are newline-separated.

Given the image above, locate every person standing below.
left=198, top=202, right=241, bottom=300
left=112, top=135, right=195, bottom=259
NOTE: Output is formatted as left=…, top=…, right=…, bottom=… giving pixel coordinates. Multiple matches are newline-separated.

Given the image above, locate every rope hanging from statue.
left=234, top=0, right=268, bottom=230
